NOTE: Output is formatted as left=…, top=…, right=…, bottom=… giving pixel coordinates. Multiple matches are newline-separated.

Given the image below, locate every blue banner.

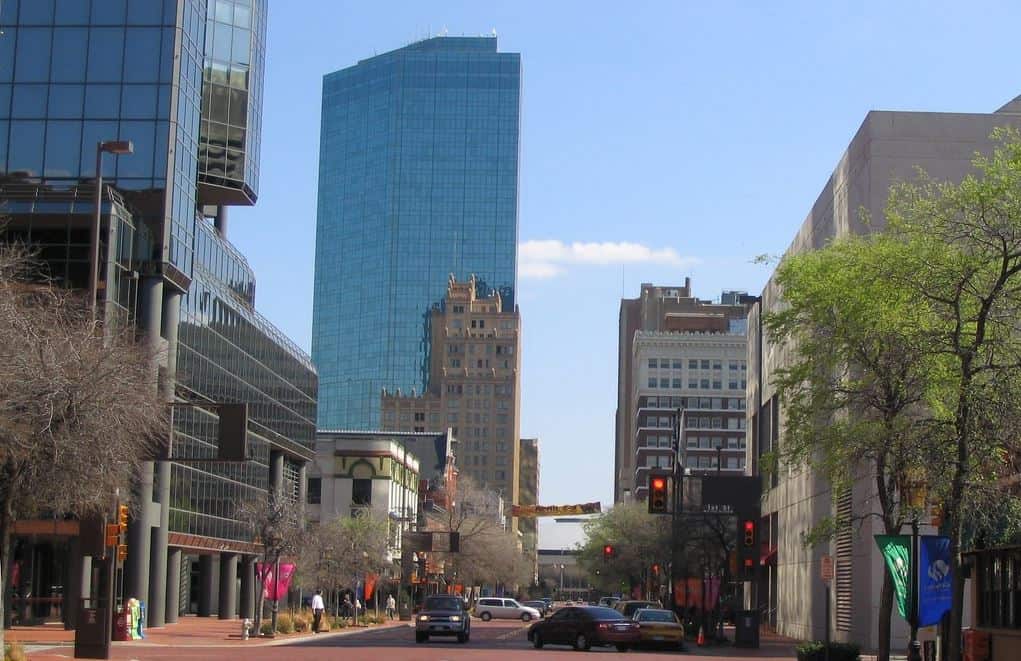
left=917, top=535, right=952, bottom=627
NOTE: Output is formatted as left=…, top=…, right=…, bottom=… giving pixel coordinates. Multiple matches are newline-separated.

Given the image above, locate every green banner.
left=875, top=535, right=911, bottom=620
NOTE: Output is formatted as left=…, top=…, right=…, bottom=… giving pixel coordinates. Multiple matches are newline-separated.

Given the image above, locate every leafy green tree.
left=880, top=128, right=1021, bottom=659
left=764, top=235, right=947, bottom=661
left=577, top=502, right=670, bottom=597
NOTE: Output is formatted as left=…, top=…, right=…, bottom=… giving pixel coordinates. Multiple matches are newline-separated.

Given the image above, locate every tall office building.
left=748, top=98, right=1021, bottom=649
left=313, top=36, right=521, bottom=430
left=0, top=0, right=315, bottom=628
left=381, top=276, right=521, bottom=523
left=614, top=281, right=753, bottom=503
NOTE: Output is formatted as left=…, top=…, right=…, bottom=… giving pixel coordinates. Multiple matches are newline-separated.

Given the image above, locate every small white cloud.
left=520, top=239, right=695, bottom=279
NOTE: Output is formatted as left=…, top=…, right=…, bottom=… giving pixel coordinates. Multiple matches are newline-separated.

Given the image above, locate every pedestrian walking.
left=386, top=594, right=396, bottom=620
left=342, top=593, right=353, bottom=619
left=311, top=589, right=325, bottom=634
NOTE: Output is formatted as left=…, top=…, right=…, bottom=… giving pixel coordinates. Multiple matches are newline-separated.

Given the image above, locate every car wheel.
left=415, top=632, right=427, bottom=643
left=616, top=644, right=629, bottom=652
left=521, top=612, right=532, bottom=622
left=457, top=632, right=467, bottom=644
left=480, top=612, right=492, bottom=621
left=574, top=632, right=590, bottom=651
left=532, top=632, right=544, bottom=649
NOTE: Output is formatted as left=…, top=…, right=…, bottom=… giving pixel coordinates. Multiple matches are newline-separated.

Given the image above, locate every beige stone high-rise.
left=382, top=275, right=522, bottom=528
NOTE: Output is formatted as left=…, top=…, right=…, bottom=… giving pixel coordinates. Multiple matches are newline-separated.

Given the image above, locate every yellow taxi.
left=632, top=608, right=685, bottom=650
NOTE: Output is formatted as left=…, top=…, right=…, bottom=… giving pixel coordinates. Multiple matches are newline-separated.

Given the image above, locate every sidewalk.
left=8, top=614, right=407, bottom=656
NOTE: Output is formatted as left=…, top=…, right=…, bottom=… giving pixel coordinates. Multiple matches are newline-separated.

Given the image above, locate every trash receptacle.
left=734, top=610, right=759, bottom=648
left=112, top=610, right=130, bottom=641
left=398, top=603, right=412, bottom=621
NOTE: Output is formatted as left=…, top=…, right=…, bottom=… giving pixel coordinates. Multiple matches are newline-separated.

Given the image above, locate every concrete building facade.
left=615, top=281, right=753, bottom=502
left=747, top=98, right=1021, bottom=649
left=518, top=437, right=540, bottom=584
left=381, top=276, right=522, bottom=527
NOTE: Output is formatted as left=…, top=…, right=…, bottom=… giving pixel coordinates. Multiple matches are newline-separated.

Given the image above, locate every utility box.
left=734, top=609, right=760, bottom=648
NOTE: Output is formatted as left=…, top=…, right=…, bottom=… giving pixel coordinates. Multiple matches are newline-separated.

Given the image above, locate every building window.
left=689, top=359, right=698, bottom=369
left=701, top=379, right=710, bottom=389
left=672, top=378, right=682, bottom=389
left=701, top=360, right=710, bottom=369
left=713, top=360, right=722, bottom=370
left=659, top=378, right=669, bottom=388
left=414, top=412, right=425, bottom=422
left=688, top=380, right=698, bottom=389
left=352, top=478, right=372, bottom=506
left=729, top=381, right=739, bottom=390
left=648, top=358, right=657, bottom=369
left=648, top=378, right=657, bottom=388
left=672, top=359, right=682, bottom=369
left=307, top=478, right=322, bottom=505
left=712, top=381, right=722, bottom=390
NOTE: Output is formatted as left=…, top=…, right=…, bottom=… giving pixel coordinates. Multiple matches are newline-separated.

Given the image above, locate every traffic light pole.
left=670, top=408, right=684, bottom=614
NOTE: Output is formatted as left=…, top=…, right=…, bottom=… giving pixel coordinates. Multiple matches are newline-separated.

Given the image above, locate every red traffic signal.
left=648, top=473, right=670, bottom=514
left=602, top=544, right=615, bottom=561
left=743, top=520, right=755, bottom=547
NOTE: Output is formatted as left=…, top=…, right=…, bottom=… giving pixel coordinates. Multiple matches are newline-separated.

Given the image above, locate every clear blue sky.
left=231, top=1, right=1021, bottom=549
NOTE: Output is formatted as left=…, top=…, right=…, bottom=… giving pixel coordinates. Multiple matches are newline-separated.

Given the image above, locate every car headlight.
left=418, top=615, right=429, bottom=621
left=449, top=615, right=461, bottom=622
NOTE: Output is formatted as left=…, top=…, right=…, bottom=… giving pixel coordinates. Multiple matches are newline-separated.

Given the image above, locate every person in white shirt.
left=311, top=589, right=325, bottom=633
left=386, top=594, right=396, bottom=620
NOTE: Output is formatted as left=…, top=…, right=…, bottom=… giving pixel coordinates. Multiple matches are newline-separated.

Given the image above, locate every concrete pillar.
left=125, top=275, right=163, bottom=602
left=218, top=553, right=238, bottom=619
left=65, top=537, right=82, bottom=629
left=213, top=205, right=228, bottom=238
left=198, top=555, right=214, bottom=617
left=124, top=461, right=154, bottom=601
left=239, top=556, right=256, bottom=619
left=269, top=451, right=284, bottom=497
left=166, top=549, right=182, bottom=623
left=298, top=462, right=308, bottom=518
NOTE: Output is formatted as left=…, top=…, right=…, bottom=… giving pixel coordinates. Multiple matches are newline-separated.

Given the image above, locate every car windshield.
left=424, top=597, right=462, bottom=611
left=637, top=610, right=677, bottom=622
left=587, top=607, right=625, bottom=620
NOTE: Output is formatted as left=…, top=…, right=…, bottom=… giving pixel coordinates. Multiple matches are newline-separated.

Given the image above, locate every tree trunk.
left=877, top=565, right=894, bottom=661
left=0, top=506, right=10, bottom=655
left=946, top=371, right=972, bottom=661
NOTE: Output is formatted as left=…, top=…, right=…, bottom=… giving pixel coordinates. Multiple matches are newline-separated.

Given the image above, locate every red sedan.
left=527, top=605, right=641, bottom=651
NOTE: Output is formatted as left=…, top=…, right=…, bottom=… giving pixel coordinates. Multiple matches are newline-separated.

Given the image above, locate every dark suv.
left=415, top=595, right=471, bottom=644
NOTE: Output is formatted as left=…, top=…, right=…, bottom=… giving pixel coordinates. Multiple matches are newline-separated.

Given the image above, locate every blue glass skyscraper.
left=313, top=36, right=521, bottom=430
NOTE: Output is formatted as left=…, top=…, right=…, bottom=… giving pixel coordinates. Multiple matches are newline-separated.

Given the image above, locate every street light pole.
left=89, top=140, right=133, bottom=324
left=559, top=563, right=565, bottom=596
left=908, top=517, right=921, bottom=661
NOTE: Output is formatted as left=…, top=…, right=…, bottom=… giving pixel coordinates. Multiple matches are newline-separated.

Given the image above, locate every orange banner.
left=511, top=502, right=601, bottom=518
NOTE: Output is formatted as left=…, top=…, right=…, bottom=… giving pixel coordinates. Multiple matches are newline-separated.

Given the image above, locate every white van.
left=475, top=597, right=542, bottom=622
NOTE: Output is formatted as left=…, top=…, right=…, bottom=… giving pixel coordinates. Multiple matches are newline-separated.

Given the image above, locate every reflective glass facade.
left=0, top=0, right=314, bottom=546
left=198, top=0, right=265, bottom=203
left=313, top=36, right=521, bottom=430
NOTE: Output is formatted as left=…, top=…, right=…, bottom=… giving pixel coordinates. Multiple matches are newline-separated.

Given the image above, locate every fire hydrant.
left=242, top=618, right=253, bottom=640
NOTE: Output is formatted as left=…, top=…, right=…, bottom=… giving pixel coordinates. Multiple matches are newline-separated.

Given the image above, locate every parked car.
left=598, top=596, right=620, bottom=609
left=527, top=605, right=640, bottom=651
left=415, top=594, right=471, bottom=644
left=522, top=600, right=550, bottom=617
left=614, top=599, right=663, bottom=619
left=632, top=608, right=685, bottom=649
left=474, top=597, right=542, bottom=622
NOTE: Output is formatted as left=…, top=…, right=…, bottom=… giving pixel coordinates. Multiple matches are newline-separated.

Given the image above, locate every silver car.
left=474, top=597, right=542, bottom=622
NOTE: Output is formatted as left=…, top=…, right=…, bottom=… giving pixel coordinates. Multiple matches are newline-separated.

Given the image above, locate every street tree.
left=880, top=128, right=1021, bottom=660
left=296, top=510, right=390, bottom=616
left=764, top=235, right=947, bottom=661
left=0, top=244, right=168, bottom=650
left=433, top=476, right=527, bottom=591
left=236, top=492, right=306, bottom=632
left=577, top=502, right=670, bottom=597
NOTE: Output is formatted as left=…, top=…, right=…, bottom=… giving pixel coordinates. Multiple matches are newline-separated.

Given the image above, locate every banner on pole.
left=875, top=535, right=911, bottom=620
left=365, top=573, right=378, bottom=602
left=918, top=535, right=952, bottom=627
left=255, top=562, right=295, bottom=601
left=511, top=502, right=601, bottom=518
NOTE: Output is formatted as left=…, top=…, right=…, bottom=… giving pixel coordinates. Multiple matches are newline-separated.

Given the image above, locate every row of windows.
left=686, top=436, right=748, bottom=449
left=640, top=415, right=746, bottom=430
left=648, top=377, right=747, bottom=390
left=648, top=358, right=747, bottom=371
left=639, top=396, right=746, bottom=410
left=446, top=343, right=514, bottom=355
left=686, top=455, right=746, bottom=470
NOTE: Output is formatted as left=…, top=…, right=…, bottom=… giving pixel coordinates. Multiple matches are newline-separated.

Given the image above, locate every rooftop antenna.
left=491, top=28, right=497, bottom=37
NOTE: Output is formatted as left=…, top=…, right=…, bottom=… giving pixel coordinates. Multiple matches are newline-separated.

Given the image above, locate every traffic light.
left=104, top=524, right=120, bottom=548
left=651, top=563, right=660, bottom=575
left=602, top=544, right=615, bottom=561
left=742, top=520, right=755, bottom=547
left=648, top=474, right=669, bottom=514
left=117, top=504, right=129, bottom=534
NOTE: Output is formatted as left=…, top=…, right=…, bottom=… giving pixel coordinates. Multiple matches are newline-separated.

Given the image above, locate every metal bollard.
left=242, top=618, right=253, bottom=640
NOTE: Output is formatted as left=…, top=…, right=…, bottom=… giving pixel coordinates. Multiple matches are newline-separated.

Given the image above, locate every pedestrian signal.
left=648, top=475, right=669, bottom=514
left=743, top=520, right=755, bottom=547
